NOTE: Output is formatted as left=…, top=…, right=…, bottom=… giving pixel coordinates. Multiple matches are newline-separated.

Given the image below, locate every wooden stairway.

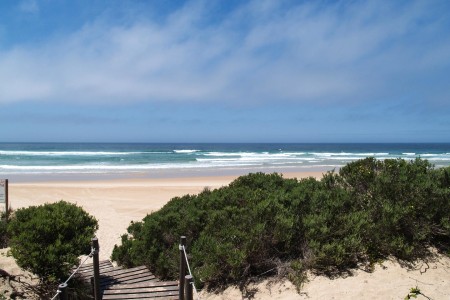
left=75, top=260, right=179, bottom=299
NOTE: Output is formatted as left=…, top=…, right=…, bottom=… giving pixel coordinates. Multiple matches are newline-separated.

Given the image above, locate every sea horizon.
left=1, top=142, right=449, bottom=182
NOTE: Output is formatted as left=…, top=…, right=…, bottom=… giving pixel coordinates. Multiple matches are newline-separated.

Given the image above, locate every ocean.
left=0, top=143, right=449, bottom=181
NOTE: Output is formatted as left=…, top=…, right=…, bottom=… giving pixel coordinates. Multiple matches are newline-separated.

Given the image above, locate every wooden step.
left=76, top=260, right=180, bottom=299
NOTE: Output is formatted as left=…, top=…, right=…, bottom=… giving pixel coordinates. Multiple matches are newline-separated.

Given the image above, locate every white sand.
left=200, top=257, right=450, bottom=299
left=1, top=171, right=449, bottom=299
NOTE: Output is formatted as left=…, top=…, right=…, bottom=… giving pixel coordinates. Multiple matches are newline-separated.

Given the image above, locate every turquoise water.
left=0, top=143, right=449, bottom=180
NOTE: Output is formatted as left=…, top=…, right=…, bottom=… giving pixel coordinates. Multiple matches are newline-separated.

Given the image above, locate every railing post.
left=179, top=236, right=187, bottom=300
left=58, top=283, right=68, bottom=300
left=90, top=276, right=95, bottom=296
left=185, top=275, right=193, bottom=300
left=92, top=237, right=102, bottom=300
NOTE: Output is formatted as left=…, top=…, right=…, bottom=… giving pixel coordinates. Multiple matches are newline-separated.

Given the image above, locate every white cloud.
left=18, top=0, right=39, bottom=14
left=0, top=0, right=449, bottom=106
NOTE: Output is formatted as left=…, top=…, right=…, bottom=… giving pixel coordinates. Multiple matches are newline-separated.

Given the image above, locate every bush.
left=7, top=201, right=98, bottom=281
left=112, top=159, right=450, bottom=289
left=301, top=172, right=370, bottom=273
left=0, top=211, right=8, bottom=248
left=112, top=173, right=300, bottom=286
left=339, top=158, right=450, bottom=259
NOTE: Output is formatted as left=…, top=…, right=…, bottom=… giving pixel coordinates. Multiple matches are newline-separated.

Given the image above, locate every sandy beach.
left=2, top=171, right=450, bottom=299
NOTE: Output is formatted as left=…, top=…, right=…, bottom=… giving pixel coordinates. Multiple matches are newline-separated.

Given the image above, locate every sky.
left=0, top=0, right=449, bottom=143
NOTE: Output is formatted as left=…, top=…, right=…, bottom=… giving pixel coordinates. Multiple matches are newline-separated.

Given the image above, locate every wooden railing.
left=55, top=236, right=194, bottom=300
left=179, top=236, right=199, bottom=300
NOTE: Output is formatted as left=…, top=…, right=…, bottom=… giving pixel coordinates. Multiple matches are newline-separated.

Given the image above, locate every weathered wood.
left=97, top=266, right=178, bottom=299
left=58, top=283, right=68, bottom=300
left=79, top=262, right=114, bottom=273
left=78, top=267, right=116, bottom=279
left=58, top=283, right=69, bottom=300
left=103, top=295, right=177, bottom=299
left=100, top=266, right=149, bottom=277
left=101, top=269, right=151, bottom=281
left=102, top=290, right=179, bottom=299
left=87, top=265, right=146, bottom=277
left=79, top=260, right=114, bottom=271
left=77, top=261, right=116, bottom=278
left=103, top=285, right=178, bottom=295
left=179, top=236, right=187, bottom=300
left=102, top=274, right=155, bottom=284
left=92, top=238, right=102, bottom=300
left=100, top=276, right=156, bottom=288
left=185, top=275, right=193, bottom=300
left=83, top=240, right=185, bottom=299
left=99, top=269, right=155, bottom=283
left=110, top=275, right=156, bottom=285
left=106, top=281, right=178, bottom=290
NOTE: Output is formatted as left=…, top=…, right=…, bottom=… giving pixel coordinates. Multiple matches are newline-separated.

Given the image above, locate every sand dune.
left=2, top=172, right=449, bottom=299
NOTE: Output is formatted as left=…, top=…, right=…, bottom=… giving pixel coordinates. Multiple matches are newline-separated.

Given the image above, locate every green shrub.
left=0, top=211, right=8, bottom=248
left=8, top=201, right=98, bottom=281
left=340, top=158, right=450, bottom=259
left=112, top=159, right=450, bottom=289
left=301, top=172, right=370, bottom=273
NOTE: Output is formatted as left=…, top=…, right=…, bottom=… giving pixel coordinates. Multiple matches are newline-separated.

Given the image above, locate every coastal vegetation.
left=0, top=211, right=8, bottom=248
left=7, top=201, right=98, bottom=282
left=112, top=158, right=450, bottom=290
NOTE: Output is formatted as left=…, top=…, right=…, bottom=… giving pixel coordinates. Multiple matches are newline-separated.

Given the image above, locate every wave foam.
left=173, top=150, right=200, bottom=153
left=0, top=150, right=147, bottom=156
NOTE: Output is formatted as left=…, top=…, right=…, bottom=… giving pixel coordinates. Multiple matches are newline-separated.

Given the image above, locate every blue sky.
left=0, top=0, right=449, bottom=143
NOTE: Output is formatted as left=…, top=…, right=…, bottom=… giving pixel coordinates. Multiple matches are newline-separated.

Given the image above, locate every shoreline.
left=9, top=170, right=324, bottom=184
left=2, top=165, right=334, bottom=183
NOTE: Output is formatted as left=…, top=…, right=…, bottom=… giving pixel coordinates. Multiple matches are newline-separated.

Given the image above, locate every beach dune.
left=7, top=172, right=321, bottom=259
left=3, top=171, right=450, bottom=300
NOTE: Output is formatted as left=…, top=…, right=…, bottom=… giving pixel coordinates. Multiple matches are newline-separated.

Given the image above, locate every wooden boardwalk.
left=76, top=260, right=179, bottom=299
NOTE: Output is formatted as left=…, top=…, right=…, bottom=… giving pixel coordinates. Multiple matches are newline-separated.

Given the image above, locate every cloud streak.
left=18, top=0, right=39, bottom=14
left=0, top=0, right=449, bottom=107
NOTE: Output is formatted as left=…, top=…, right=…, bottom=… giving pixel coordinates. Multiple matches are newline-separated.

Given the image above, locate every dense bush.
left=112, top=158, right=450, bottom=289
left=0, top=211, right=8, bottom=248
left=339, top=158, right=450, bottom=259
left=8, top=201, right=98, bottom=281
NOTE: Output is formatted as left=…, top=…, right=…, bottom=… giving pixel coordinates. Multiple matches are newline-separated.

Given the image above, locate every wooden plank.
left=77, top=263, right=148, bottom=279
left=106, top=281, right=178, bottom=290
left=75, top=260, right=115, bottom=278
left=79, top=264, right=115, bottom=274
left=102, top=274, right=154, bottom=285
left=81, top=260, right=113, bottom=267
left=103, top=285, right=178, bottom=295
left=103, top=296, right=178, bottom=300
left=101, top=266, right=148, bottom=276
left=77, top=262, right=180, bottom=299
left=77, top=260, right=113, bottom=271
left=105, top=270, right=153, bottom=280
left=106, top=267, right=150, bottom=277
left=101, top=271, right=153, bottom=282
left=100, top=269, right=154, bottom=283
left=102, top=290, right=179, bottom=299
left=79, top=266, right=116, bottom=274
left=101, top=275, right=157, bottom=286
left=81, top=266, right=148, bottom=283
left=103, top=292, right=178, bottom=299
left=78, top=266, right=117, bottom=278
left=100, top=274, right=157, bottom=286
left=78, top=262, right=115, bottom=272
left=117, top=275, right=157, bottom=285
